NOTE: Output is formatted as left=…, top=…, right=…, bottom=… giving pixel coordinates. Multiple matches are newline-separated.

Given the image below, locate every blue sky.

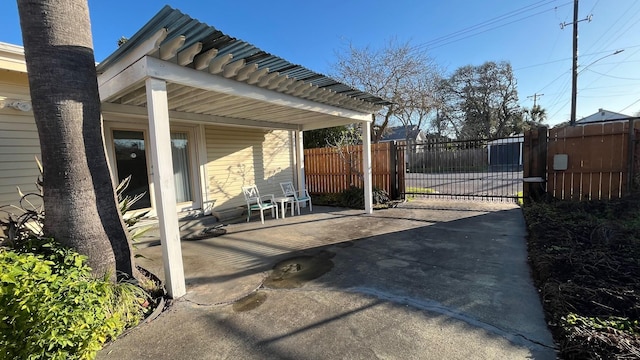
left=2, top=0, right=639, bottom=127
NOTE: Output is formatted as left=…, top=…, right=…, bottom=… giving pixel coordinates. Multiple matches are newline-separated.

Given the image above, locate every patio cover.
left=96, top=6, right=387, bottom=298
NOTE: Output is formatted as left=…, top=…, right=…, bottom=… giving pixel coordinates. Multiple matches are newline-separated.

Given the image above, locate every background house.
left=576, top=108, right=630, bottom=125
left=553, top=108, right=631, bottom=128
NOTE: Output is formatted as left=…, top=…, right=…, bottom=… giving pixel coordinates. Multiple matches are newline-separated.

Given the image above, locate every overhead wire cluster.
left=404, top=0, right=640, bottom=121
left=410, top=0, right=573, bottom=53
left=541, top=0, right=640, bottom=120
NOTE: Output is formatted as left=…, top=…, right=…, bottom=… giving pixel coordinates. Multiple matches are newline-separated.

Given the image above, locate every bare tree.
left=17, top=0, right=137, bottom=280
left=333, top=39, right=441, bottom=142
left=397, top=71, right=441, bottom=140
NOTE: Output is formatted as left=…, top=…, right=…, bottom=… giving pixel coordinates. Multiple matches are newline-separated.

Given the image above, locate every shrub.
left=0, top=239, right=148, bottom=360
left=313, top=187, right=391, bottom=209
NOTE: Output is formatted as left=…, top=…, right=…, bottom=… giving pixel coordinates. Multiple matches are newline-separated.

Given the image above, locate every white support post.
left=361, top=121, right=373, bottom=214
left=145, top=77, right=186, bottom=298
left=295, top=130, right=306, bottom=192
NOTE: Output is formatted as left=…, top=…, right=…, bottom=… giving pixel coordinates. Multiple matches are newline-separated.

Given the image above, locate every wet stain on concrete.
left=263, top=251, right=335, bottom=289
left=232, top=291, right=268, bottom=312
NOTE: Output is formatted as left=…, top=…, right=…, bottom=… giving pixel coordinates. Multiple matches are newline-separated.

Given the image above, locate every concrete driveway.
left=99, top=199, right=557, bottom=360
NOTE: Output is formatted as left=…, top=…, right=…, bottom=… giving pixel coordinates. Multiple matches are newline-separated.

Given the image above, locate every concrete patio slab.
left=99, top=199, right=557, bottom=359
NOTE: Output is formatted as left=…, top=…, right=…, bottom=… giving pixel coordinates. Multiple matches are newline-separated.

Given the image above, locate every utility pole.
left=527, top=93, right=544, bottom=107
left=561, top=0, right=592, bottom=126
left=570, top=0, right=579, bottom=126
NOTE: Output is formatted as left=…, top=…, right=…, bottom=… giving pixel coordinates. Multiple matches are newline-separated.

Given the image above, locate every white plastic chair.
left=242, top=185, right=278, bottom=224
left=280, top=181, right=312, bottom=215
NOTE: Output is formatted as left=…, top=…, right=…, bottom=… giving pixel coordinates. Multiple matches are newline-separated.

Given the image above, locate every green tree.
left=523, top=104, right=547, bottom=128
left=439, top=61, right=523, bottom=139
left=304, top=125, right=361, bottom=149
left=17, top=0, right=137, bottom=279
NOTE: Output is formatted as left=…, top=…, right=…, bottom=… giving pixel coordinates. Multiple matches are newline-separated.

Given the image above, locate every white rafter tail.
left=267, top=75, right=288, bottom=90
left=324, top=90, right=337, bottom=102
left=257, top=71, right=279, bottom=87
left=285, top=80, right=305, bottom=95
left=326, top=92, right=342, bottom=102
left=222, top=59, right=246, bottom=78
left=306, top=87, right=324, bottom=101
left=159, top=35, right=186, bottom=60
left=317, top=89, right=332, bottom=102
left=208, top=53, right=233, bottom=74
left=246, top=67, right=269, bottom=84
left=235, top=63, right=258, bottom=81
left=301, top=84, right=318, bottom=97
left=349, top=99, right=363, bottom=108
left=276, top=78, right=295, bottom=91
left=339, top=94, right=352, bottom=105
left=193, top=48, right=218, bottom=70
left=344, top=99, right=358, bottom=108
left=177, top=42, right=203, bottom=66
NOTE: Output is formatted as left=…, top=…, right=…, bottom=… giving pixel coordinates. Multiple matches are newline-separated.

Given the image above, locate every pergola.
left=96, top=6, right=387, bottom=298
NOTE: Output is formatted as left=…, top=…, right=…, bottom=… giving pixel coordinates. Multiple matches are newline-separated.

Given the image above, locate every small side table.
left=273, top=197, right=295, bottom=219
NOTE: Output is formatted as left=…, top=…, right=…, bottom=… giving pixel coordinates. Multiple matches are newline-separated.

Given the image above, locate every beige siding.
left=0, top=73, right=42, bottom=224
left=204, top=125, right=293, bottom=214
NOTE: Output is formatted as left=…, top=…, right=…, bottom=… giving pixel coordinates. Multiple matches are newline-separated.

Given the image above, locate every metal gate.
left=397, top=136, right=524, bottom=202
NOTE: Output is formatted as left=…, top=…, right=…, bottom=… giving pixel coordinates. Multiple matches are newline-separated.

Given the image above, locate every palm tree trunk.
left=17, top=0, right=137, bottom=280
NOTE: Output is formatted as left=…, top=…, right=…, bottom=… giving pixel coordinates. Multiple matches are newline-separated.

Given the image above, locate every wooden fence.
left=304, top=142, right=404, bottom=198
left=529, top=120, right=639, bottom=201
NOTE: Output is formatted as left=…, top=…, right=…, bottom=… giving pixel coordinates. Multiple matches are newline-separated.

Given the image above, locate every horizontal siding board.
left=0, top=161, right=44, bottom=170
left=0, top=153, right=42, bottom=163
left=204, top=125, right=293, bottom=214
left=0, top=77, right=42, bottom=226
left=1, top=138, right=40, bottom=147
left=0, top=168, right=41, bottom=179
left=0, top=113, right=37, bottom=124
left=0, top=130, right=40, bottom=139
left=0, top=120, right=37, bottom=131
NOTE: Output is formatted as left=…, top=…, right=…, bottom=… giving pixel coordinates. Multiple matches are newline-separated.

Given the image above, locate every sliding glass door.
left=112, top=130, right=151, bottom=210
left=170, top=132, right=193, bottom=204
left=111, top=127, right=197, bottom=212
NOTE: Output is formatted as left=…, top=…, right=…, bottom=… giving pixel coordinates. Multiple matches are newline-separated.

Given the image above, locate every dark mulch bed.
left=524, top=195, right=640, bottom=359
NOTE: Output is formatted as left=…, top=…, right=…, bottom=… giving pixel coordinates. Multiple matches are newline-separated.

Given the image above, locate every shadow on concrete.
left=100, top=201, right=557, bottom=359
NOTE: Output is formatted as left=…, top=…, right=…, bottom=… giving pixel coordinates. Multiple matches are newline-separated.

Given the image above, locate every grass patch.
left=523, top=195, right=640, bottom=359
left=516, top=191, right=524, bottom=206
left=405, top=187, right=438, bottom=200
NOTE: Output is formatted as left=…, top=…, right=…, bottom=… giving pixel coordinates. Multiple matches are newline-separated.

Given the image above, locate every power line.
left=410, top=1, right=573, bottom=52
left=582, top=1, right=640, bottom=57
left=619, top=97, right=640, bottom=113
left=583, top=68, right=640, bottom=81
left=414, top=0, right=557, bottom=48
left=513, top=44, right=640, bottom=70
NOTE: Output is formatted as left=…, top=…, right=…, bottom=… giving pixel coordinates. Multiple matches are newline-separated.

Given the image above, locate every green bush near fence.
left=313, top=186, right=391, bottom=209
